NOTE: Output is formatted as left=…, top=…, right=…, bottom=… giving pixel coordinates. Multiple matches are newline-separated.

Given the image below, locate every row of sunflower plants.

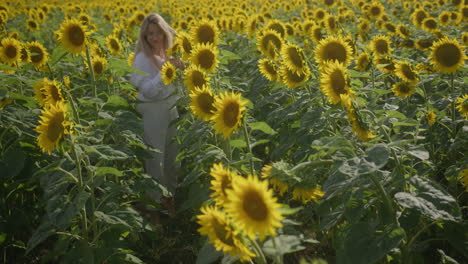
left=0, top=1, right=173, bottom=263
left=1, top=0, right=467, bottom=263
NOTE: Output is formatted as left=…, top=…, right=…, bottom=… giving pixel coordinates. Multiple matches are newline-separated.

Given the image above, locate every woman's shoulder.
left=133, top=52, right=155, bottom=72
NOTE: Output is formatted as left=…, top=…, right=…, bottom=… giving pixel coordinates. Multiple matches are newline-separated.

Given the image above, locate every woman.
left=131, top=13, right=184, bottom=216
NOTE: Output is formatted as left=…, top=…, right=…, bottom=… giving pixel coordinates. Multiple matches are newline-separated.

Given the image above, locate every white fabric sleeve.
left=130, top=54, right=170, bottom=101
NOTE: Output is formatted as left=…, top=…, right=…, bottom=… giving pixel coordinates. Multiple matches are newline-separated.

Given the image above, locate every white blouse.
left=130, top=52, right=176, bottom=102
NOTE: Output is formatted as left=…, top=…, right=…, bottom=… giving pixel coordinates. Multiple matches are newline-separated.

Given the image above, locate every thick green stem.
left=70, top=135, right=88, bottom=241
left=250, top=238, right=267, bottom=264
left=369, top=172, right=397, bottom=224
left=450, top=74, right=456, bottom=138
left=403, top=220, right=439, bottom=263
left=242, top=120, right=254, bottom=176
left=85, top=45, right=97, bottom=98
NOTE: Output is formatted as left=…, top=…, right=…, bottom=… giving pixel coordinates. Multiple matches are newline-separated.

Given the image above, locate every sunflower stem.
left=85, top=45, right=97, bottom=99
left=242, top=120, right=255, bottom=176
left=70, top=134, right=88, bottom=241
left=450, top=73, right=456, bottom=138
left=250, top=238, right=267, bottom=264
left=402, top=220, right=439, bottom=263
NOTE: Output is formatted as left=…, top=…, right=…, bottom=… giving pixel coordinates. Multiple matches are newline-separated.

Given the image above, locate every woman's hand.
left=168, top=57, right=186, bottom=70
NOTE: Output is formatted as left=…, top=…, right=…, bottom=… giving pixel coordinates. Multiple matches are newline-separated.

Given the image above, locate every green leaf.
left=407, top=145, right=429, bottom=160
left=108, top=58, right=146, bottom=75
left=229, top=139, right=247, bottom=148
left=249, top=121, right=277, bottom=135
left=363, top=144, right=389, bottom=171
left=219, top=49, right=241, bottom=64
left=82, top=145, right=132, bottom=160
left=0, top=233, right=6, bottom=245
left=8, top=91, right=37, bottom=107
left=278, top=206, right=303, bottom=215
left=1, top=149, right=26, bottom=179
left=263, top=235, right=305, bottom=257
left=394, top=177, right=461, bottom=222
left=94, top=211, right=132, bottom=228
left=95, top=166, right=124, bottom=177
left=336, top=223, right=405, bottom=264
left=196, top=242, right=222, bottom=264
left=104, top=95, right=129, bottom=110
left=26, top=222, right=56, bottom=254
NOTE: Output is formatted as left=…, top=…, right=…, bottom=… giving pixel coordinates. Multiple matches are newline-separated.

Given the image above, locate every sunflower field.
left=0, top=0, right=467, bottom=263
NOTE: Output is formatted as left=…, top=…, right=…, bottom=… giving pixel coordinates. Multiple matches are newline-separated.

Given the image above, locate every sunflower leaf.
left=249, top=121, right=277, bottom=135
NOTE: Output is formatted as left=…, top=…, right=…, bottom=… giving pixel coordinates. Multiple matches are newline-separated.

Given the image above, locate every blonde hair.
left=134, top=13, right=176, bottom=67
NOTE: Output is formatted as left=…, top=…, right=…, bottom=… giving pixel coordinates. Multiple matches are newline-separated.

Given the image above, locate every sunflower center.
left=424, top=19, right=437, bottom=29
left=110, top=39, right=120, bottom=51
left=288, top=48, right=303, bottom=68
left=398, top=83, right=410, bottom=94
left=324, top=0, right=335, bottom=6
left=263, top=61, right=276, bottom=75
left=212, top=218, right=235, bottom=246
left=191, top=71, right=206, bottom=88
left=313, top=28, right=324, bottom=42
left=49, top=84, right=62, bottom=102
left=287, top=69, right=306, bottom=83
left=182, top=38, right=192, bottom=53
left=197, top=25, right=215, bottom=44
left=165, top=68, right=174, bottom=79
left=5, top=45, right=17, bottom=59
left=223, top=102, right=240, bottom=128
left=435, top=43, right=461, bottom=67
left=370, top=7, right=381, bottom=16
left=47, top=113, right=65, bottom=142
left=21, top=47, right=29, bottom=61
left=242, top=190, right=268, bottom=221
left=401, top=64, right=416, bottom=80
left=28, top=21, right=37, bottom=29
left=93, top=61, right=103, bottom=75
left=327, top=17, right=336, bottom=29
left=375, top=39, right=389, bottom=54
left=323, top=42, right=347, bottom=63
left=268, top=23, right=285, bottom=38
left=197, top=50, right=214, bottom=70
left=30, top=46, right=44, bottom=63
left=330, top=69, right=346, bottom=95
left=262, top=34, right=281, bottom=52
left=69, top=25, right=85, bottom=46
left=197, top=93, right=215, bottom=114
left=416, top=11, right=427, bottom=24
left=385, top=23, right=396, bottom=33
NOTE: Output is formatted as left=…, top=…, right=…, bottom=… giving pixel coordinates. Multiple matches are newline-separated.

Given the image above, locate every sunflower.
left=209, top=163, right=238, bottom=206
left=374, top=56, right=395, bottom=74
left=189, top=85, right=216, bottom=121
left=320, top=61, right=353, bottom=104
left=33, top=78, right=49, bottom=106
left=314, top=8, right=327, bottom=21
left=348, top=110, right=376, bottom=141
left=412, top=8, right=428, bottom=27
left=315, top=35, right=353, bottom=67
left=455, top=94, right=468, bottom=119
left=27, top=41, right=49, bottom=68
left=87, top=56, right=107, bottom=76
left=197, top=206, right=255, bottom=261
left=430, top=38, right=466, bottom=74
left=426, top=111, right=436, bottom=126
left=42, top=79, right=65, bottom=106
left=35, top=102, right=72, bottom=154
left=415, top=39, right=434, bottom=51
left=394, top=61, right=419, bottom=84
left=56, top=18, right=89, bottom=54
left=26, top=19, right=39, bottom=31
left=323, top=0, right=338, bottom=8
left=184, top=65, right=210, bottom=91
left=106, top=35, right=122, bottom=55
left=0, top=38, right=21, bottom=64
left=190, top=43, right=218, bottom=74
left=225, top=175, right=283, bottom=240
left=422, top=17, right=438, bottom=33
left=292, top=187, right=325, bottom=204
left=266, top=19, right=286, bottom=38
left=281, top=43, right=307, bottom=74
left=261, top=165, right=289, bottom=196
left=280, top=64, right=310, bottom=89
left=191, top=19, right=219, bottom=46
left=310, top=25, right=325, bottom=43
left=257, top=29, right=283, bottom=60
left=356, top=52, right=370, bottom=71
left=394, top=24, right=409, bottom=39
left=324, top=14, right=338, bottom=34
left=369, top=35, right=392, bottom=56
left=63, top=76, right=71, bottom=89
left=462, top=32, right=468, bottom=46
left=176, top=32, right=193, bottom=61
left=459, top=169, right=468, bottom=192
left=439, top=11, right=451, bottom=26
left=211, top=91, right=248, bottom=138
left=160, top=61, right=176, bottom=85
left=392, top=81, right=415, bottom=98
left=367, top=2, right=385, bottom=19
left=258, top=58, right=278, bottom=81
left=358, top=18, right=371, bottom=32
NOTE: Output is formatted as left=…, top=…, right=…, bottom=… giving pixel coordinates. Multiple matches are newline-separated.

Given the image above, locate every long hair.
left=134, top=13, right=176, bottom=68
